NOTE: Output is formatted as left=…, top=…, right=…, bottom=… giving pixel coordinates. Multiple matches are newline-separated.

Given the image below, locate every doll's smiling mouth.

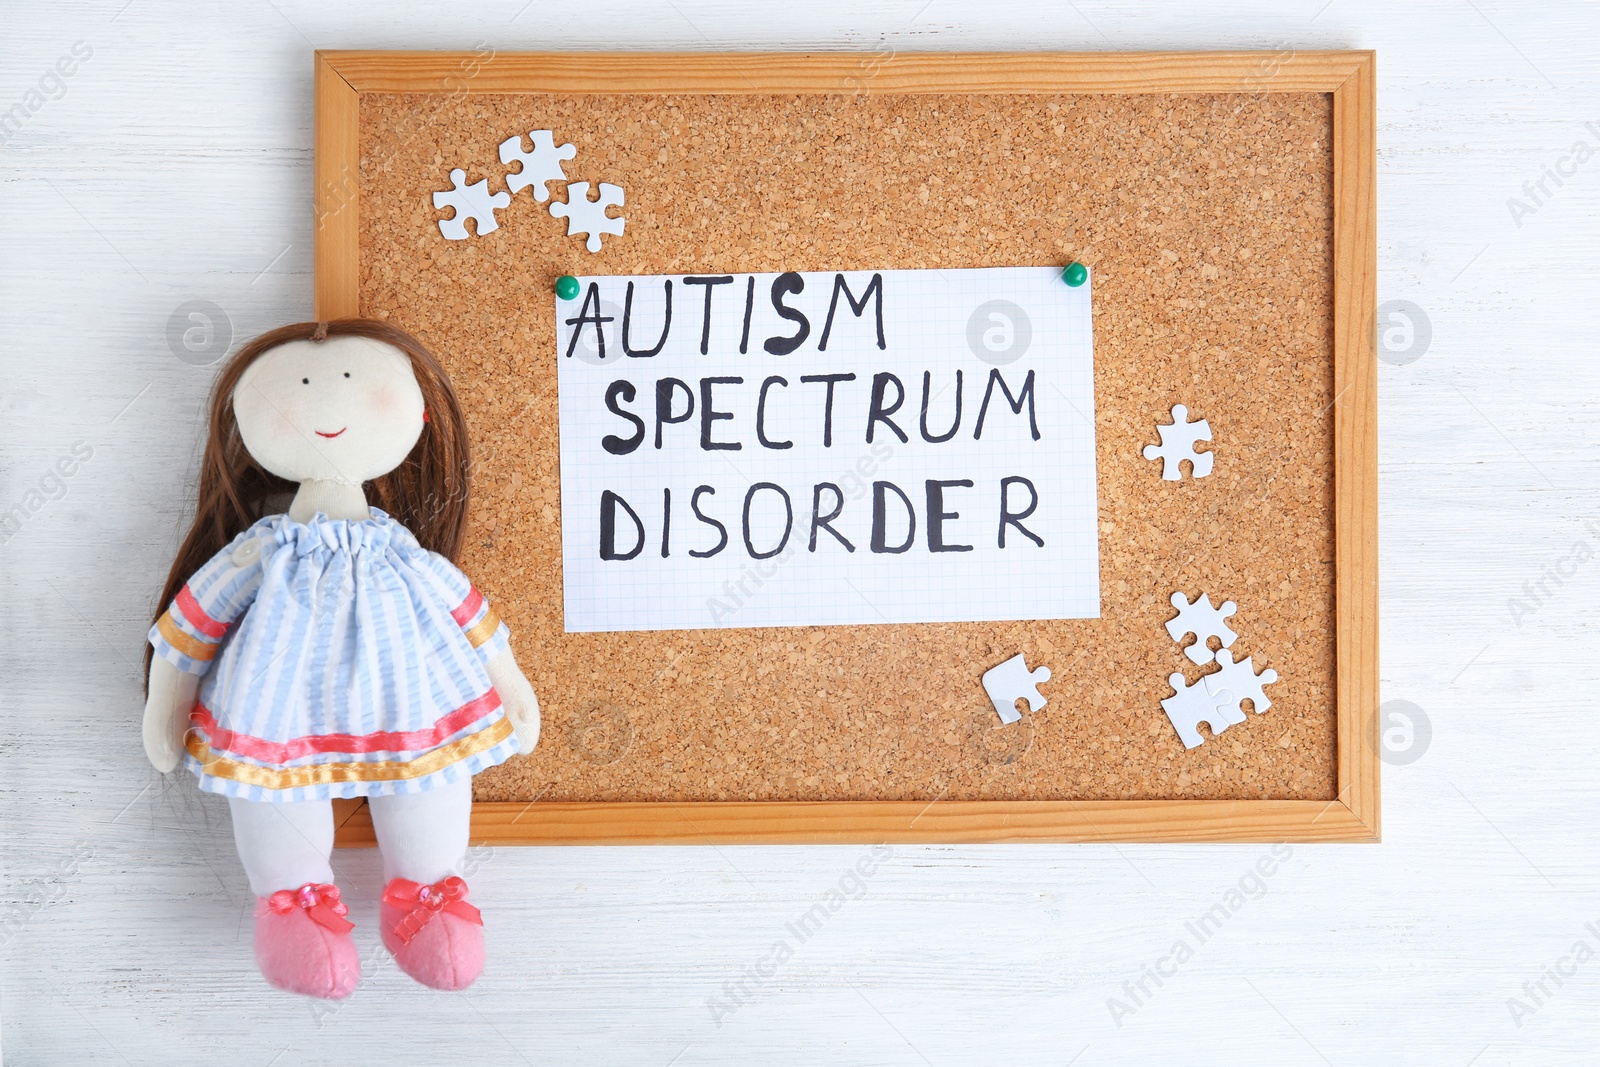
left=315, top=428, right=347, bottom=439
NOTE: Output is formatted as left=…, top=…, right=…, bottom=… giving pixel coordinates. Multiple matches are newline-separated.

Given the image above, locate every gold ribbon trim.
left=463, top=602, right=503, bottom=649
left=186, top=715, right=512, bottom=789
left=158, top=610, right=218, bottom=661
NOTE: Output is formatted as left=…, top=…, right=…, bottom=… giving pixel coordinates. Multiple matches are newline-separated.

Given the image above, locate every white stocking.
left=368, top=777, right=473, bottom=886
left=229, top=797, right=335, bottom=897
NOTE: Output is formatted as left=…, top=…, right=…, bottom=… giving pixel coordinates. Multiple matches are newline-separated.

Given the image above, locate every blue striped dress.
left=148, top=508, right=520, bottom=802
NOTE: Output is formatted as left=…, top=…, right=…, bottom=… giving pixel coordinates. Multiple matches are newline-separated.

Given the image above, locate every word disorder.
left=555, top=266, right=1099, bottom=632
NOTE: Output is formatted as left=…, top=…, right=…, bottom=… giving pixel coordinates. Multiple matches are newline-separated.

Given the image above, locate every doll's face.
left=233, top=336, right=426, bottom=485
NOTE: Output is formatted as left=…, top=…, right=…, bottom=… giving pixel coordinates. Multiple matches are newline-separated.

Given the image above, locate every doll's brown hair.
left=144, top=319, right=471, bottom=685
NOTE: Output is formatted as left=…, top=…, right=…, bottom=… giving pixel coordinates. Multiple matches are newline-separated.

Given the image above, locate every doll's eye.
left=301, top=377, right=310, bottom=384
left=344, top=372, right=351, bottom=378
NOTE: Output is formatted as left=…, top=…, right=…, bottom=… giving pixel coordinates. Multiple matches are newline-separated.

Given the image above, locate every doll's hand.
left=143, top=659, right=199, bottom=773
left=486, top=648, right=541, bottom=751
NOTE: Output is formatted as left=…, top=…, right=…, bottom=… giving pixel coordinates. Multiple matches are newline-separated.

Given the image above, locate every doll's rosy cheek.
left=367, top=385, right=400, bottom=413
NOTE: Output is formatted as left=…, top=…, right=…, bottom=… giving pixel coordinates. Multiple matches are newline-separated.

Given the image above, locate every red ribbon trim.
left=264, top=882, right=354, bottom=935
left=381, top=876, right=482, bottom=946
left=190, top=689, right=502, bottom=762
left=451, top=586, right=485, bottom=627
left=176, top=584, right=230, bottom=639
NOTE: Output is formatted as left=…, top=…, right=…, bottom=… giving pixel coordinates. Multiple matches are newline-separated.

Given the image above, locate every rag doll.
left=142, top=319, right=540, bottom=999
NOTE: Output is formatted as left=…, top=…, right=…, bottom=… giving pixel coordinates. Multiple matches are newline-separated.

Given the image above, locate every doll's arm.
left=486, top=647, right=540, bottom=751
left=143, top=658, right=198, bottom=772
left=425, top=555, right=540, bottom=750
left=144, top=526, right=270, bottom=772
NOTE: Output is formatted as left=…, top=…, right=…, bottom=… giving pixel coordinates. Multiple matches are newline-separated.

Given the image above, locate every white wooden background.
left=3, top=1, right=1598, bottom=1063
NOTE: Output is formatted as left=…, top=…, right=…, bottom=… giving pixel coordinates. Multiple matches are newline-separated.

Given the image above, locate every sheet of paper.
left=555, top=266, right=1098, bottom=633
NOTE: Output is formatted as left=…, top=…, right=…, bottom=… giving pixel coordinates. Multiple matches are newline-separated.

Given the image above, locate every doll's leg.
left=367, top=776, right=472, bottom=884
left=369, top=777, right=482, bottom=990
left=228, top=797, right=335, bottom=896
left=228, top=797, right=358, bottom=999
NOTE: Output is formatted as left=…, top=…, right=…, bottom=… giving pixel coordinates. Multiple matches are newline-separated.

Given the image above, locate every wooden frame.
left=315, top=50, right=1377, bottom=845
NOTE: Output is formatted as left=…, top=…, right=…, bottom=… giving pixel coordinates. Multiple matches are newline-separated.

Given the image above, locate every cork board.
left=315, top=52, right=1378, bottom=843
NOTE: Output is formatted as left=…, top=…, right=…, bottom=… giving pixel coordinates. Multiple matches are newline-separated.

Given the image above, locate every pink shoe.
left=254, top=883, right=360, bottom=999
left=380, top=876, right=485, bottom=990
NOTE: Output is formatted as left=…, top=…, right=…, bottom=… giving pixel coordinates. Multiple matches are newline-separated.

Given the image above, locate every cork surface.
left=357, top=89, right=1336, bottom=804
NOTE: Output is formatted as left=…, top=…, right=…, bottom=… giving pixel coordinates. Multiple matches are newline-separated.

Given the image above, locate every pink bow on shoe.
left=264, top=882, right=355, bottom=935
left=381, top=876, right=482, bottom=947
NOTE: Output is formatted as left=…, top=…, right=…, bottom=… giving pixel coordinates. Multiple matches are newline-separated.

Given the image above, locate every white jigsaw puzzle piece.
left=981, top=653, right=1051, bottom=725
left=432, top=168, right=510, bottom=240
left=1143, top=403, right=1213, bottom=480
left=498, top=129, right=576, bottom=203
left=549, top=181, right=625, bottom=252
left=1160, top=672, right=1237, bottom=749
left=1165, top=591, right=1239, bottom=665
left=1204, top=649, right=1279, bottom=718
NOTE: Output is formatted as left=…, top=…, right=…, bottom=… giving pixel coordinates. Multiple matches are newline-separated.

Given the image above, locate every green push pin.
left=1061, top=262, right=1088, bottom=287
left=555, top=275, right=580, bottom=300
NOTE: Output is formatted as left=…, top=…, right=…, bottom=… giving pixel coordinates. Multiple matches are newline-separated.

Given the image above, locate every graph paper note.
left=555, top=266, right=1098, bottom=633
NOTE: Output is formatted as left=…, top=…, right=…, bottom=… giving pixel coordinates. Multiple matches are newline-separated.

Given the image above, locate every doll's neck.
left=289, top=480, right=370, bottom=523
